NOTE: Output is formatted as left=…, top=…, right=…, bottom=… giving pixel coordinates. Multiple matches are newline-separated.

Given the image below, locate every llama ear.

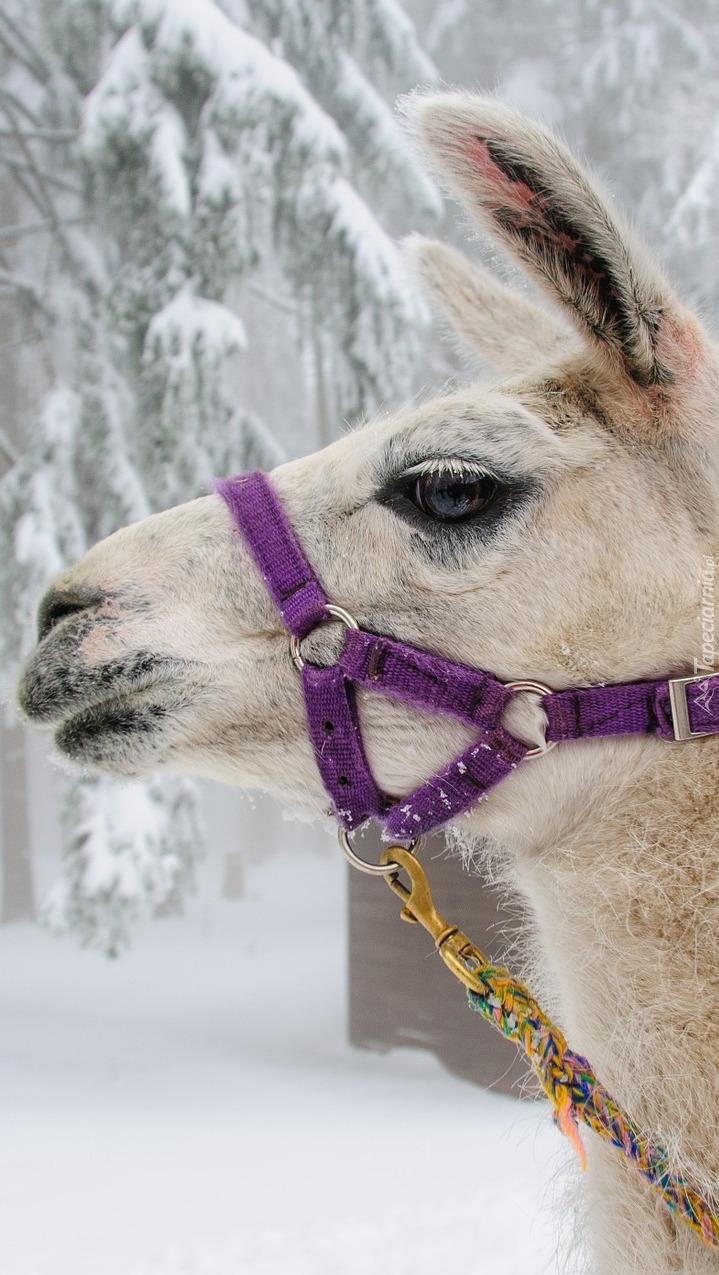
left=405, top=235, right=577, bottom=375
left=405, top=94, right=682, bottom=390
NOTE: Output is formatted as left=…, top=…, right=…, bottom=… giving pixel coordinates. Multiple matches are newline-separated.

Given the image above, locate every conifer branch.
left=0, top=156, right=81, bottom=196
left=0, top=330, right=44, bottom=355
left=0, top=88, right=42, bottom=128
left=0, top=96, right=80, bottom=273
left=0, top=29, right=48, bottom=87
left=0, top=127, right=78, bottom=142
left=0, top=425, right=21, bottom=466
left=247, top=282, right=300, bottom=315
left=0, top=11, right=51, bottom=84
left=0, top=216, right=91, bottom=243
left=0, top=267, right=42, bottom=301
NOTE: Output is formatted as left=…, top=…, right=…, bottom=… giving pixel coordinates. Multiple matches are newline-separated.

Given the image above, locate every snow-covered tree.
left=411, top=0, right=719, bottom=311
left=553, top=0, right=719, bottom=308
left=44, top=773, right=202, bottom=958
left=0, top=0, right=437, bottom=951
left=247, top=0, right=438, bottom=225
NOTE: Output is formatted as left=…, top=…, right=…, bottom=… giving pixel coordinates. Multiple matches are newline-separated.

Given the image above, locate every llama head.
left=17, top=95, right=719, bottom=839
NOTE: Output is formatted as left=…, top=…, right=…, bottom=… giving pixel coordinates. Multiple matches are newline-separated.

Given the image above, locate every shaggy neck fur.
left=472, top=735, right=719, bottom=1272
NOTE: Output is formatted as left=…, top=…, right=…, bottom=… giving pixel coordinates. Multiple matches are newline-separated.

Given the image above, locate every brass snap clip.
left=380, top=845, right=489, bottom=993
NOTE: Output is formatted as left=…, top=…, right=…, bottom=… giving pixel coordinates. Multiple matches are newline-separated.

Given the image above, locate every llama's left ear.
left=405, top=235, right=576, bottom=375
left=405, top=93, right=706, bottom=395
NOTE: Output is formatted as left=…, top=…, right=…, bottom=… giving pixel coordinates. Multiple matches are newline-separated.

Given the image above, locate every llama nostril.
left=37, top=586, right=107, bottom=643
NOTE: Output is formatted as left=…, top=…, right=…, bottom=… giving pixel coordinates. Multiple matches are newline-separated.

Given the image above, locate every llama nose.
left=37, top=585, right=107, bottom=643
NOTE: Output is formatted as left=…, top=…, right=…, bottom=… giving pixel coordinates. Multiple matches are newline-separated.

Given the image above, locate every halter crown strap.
left=215, top=475, right=328, bottom=638
left=216, top=471, right=719, bottom=838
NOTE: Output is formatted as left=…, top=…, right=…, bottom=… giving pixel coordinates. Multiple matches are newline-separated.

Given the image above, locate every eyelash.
left=373, top=457, right=501, bottom=530
left=401, top=457, right=492, bottom=482
left=371, top=454, right=540, bottom=567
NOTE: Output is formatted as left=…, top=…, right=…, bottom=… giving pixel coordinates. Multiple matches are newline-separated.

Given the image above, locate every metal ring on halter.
left=338, top=827, right=423, bottom=876
left=290, top=604, right=360, bottom=671
left=505, top=679, right=557, bottom=759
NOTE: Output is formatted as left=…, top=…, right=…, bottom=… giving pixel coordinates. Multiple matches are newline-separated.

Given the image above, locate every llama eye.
left=410, top=472, right=497, bottom=523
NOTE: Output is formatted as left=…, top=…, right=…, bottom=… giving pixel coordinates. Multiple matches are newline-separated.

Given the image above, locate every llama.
left=16, top=94, right=719, bottom=1272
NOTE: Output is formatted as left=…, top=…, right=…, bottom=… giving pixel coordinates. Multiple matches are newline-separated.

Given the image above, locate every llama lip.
left=16, top=644, right=187, bottom=728
left=52, top=690, right=177, bottom=768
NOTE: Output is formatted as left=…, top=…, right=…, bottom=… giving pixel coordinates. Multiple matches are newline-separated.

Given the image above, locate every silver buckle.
left=667, top=673, right=719, bottom=740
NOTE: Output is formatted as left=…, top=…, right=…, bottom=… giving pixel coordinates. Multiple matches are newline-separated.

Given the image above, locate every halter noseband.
left=217, top=470, right=719, bottom=840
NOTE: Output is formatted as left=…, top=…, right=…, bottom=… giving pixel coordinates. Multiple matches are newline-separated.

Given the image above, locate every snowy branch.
left=0, top=156, right=81, bottom=196
left=0, top=127, right=79, bottom=142
left=2, top=164, right=54, bottom=222
left=0, top=95, right=81, bottom=277
left=0, top=267, right=42, bottom=299
left=0, top=87, right=42, bottom=128
left=0, top=330, right=45, bottom=355
left=0, top=425, right=20, bottom=467
left=0, top=95, right=59, bottom=221
left=0, top=216, right=91, bottom=243
left=0, top=22, right=49, bottom=87
left=246, top=281, right=300, bottom=316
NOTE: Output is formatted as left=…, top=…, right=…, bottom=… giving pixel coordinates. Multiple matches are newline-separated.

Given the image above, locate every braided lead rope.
left=466, top=974, right=719, bottom=1248
left=381, top=846, right=719, bottom=1250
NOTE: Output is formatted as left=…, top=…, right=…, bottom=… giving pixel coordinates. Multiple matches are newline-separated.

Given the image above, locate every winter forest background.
left=1, top=3, right=719, bottom=1273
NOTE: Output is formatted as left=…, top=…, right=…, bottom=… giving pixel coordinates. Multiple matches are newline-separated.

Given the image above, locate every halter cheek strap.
left=216, top=471, right=719, bottom=839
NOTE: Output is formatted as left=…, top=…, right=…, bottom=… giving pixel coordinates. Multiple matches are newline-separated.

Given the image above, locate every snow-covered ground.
left=0, top=841, right=569, bottom=1275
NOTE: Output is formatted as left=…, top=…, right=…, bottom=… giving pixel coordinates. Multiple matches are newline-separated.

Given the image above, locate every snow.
left=364, top=0, right=438, bottom=86
left=196, top=129, right=242, bottom=204
left=45, top=779, right=177, bottom=910
left=326, top=176, right=424, bottom=314
left=145, top=290, right=248, bottom=368
left=83, top=29, right=192, bottom=219
left=14, top=475, right=66, bottom=582
left=0, top=846, right=566, bottom=1275
left=78, top=0, right=429, bottom=433
left=113, top=0, right=345, bottom=162
left=42, top=775, right=202, bottom=959
left=332, top=50, right=441, bottom=218
left=12, top=389, right=85, bottom=586
left=150, top=104, right=192, bottom=218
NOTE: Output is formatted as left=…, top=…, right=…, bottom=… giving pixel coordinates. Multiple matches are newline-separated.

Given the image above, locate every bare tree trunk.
left=0, top=716, right=35, bottom=922
left=0, top=165, right=35, bottom=922
left=0, top=175, right=21, bottom=479
left=222, top=849, right=245, bottom=899
left=312, top=324, right=334, bottom=448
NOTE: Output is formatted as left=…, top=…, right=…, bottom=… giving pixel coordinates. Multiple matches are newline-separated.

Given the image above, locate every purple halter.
left=216, top=471, right=719, bottom=841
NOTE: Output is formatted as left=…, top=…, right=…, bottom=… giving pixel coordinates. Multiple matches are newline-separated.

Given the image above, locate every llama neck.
left=491, top=736, right=719, bottom=1173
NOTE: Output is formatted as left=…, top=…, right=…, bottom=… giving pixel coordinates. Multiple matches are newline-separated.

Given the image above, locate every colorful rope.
left=467, top=969, right=719, bottom=1248
left=381, top=845, right=719, bottom=1249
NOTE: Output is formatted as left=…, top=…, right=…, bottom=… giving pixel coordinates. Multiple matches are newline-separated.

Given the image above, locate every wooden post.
left=348, top=829, right=533, bottom=1096
left=222, top=850, right=245, bottom=899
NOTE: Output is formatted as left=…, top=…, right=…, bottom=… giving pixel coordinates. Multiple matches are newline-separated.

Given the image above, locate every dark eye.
left=410, top=472, right=497, bottom=523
